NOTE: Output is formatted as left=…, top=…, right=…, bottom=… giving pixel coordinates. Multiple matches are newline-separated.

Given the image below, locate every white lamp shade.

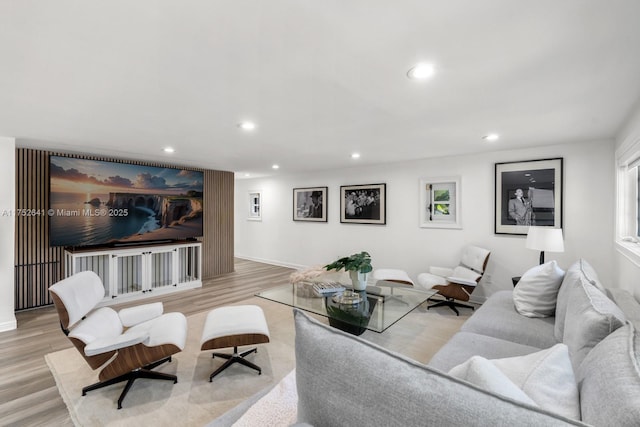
left=526, top=227, right=565, bottom=253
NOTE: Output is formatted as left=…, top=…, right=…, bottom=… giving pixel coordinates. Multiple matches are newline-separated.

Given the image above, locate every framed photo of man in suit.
left=293, top=187, right=328, bottom=222
left=495, top=158, right=563, bottom=235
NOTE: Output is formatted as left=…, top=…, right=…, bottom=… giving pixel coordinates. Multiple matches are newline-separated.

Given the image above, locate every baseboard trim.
left=234, top=255, right=306, bottom=271
left=0, top=318, right=17, bottom=332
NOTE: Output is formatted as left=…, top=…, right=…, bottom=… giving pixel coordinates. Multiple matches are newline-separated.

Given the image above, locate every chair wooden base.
left=427, top=298, right=475, bottom=316
left=82, top=356, right=176, bottom=409
left=209, top=346, right=261, bottom=381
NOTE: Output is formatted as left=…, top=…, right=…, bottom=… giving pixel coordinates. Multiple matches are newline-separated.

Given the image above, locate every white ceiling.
left=2, top=1, right=640, bottom=178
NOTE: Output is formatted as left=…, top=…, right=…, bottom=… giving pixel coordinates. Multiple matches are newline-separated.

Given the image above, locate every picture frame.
left=248, top=190, right=262, bottom=221
left=293, top=186, right=328, bottom=222
left=340, top=183, right=386, bottom=225
left=419, top=176, right=461, bottom=229
left=495, top=158, right=563, bottom=235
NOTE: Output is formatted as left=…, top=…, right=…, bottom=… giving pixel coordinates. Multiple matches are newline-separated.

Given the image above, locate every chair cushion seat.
left=417, top=272, right=445, bottom=289
left=201, top=305, right=270, bottom=350
left=130, top=311, right=188, bottom=350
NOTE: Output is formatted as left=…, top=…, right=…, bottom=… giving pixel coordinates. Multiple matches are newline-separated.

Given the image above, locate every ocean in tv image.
left=49, top=156, right=204, bottom=247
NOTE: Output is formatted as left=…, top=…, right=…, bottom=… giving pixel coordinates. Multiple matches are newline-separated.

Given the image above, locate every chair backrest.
left=459, top=245, right=491, bottom=275
left=49, top=271, right=105, bottom=330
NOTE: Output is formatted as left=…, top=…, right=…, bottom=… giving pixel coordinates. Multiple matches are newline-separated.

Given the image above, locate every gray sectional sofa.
left=211, top=259, right=640, bottom=426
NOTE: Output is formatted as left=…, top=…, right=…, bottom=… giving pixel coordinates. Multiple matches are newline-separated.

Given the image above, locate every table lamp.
left=526, top=227, right=564, bottom=264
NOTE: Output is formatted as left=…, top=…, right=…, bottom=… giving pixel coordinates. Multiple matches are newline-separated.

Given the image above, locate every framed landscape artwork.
left=419, top=177, right=461, bottom=229
left=293, top=186, right=328, bottom=222
left=495, top=158, right=563, bottom=235
left=248, top=190, right=262, bottom=221
left=340, top=183, right=386, bottom=225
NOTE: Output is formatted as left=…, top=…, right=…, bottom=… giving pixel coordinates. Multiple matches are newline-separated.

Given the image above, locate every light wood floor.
left=0, top=259, right=296, bottom=427
left=0, top=259, right=472, bottom=426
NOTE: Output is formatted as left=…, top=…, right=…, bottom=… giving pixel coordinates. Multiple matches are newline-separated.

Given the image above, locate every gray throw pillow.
left=563, top=278, right=625, bottom=371
left=555, top=259, right=603, bottom=342
left=577, top=322, right=640, bottom=425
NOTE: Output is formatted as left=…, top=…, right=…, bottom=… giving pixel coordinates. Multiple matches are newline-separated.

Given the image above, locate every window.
left=248, top=191, right=262, bottom=221
left=419, top=177, right=461, bottom=229
left=615, top=136, right=640, bottom=263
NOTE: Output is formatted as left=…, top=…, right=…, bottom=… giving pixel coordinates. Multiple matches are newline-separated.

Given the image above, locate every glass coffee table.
left=256, top=280, right=437, bottom=335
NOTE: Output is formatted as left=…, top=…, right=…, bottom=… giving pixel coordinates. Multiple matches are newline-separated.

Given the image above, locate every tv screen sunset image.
left=49, top=156, right=203, bottom=247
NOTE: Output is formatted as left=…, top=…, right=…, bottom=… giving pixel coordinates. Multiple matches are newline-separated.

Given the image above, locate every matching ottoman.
left=200, top=305, right=270, bottom=381
left=373, top=269, right=415, bottom=286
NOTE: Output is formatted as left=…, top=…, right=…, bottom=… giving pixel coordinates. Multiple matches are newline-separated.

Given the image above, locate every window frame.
left=615, top=134, right=640, bottom=265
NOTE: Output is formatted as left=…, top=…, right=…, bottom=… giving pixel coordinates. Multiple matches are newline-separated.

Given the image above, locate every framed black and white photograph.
left=248, top=190, right=262, bottom=221
left=340, top=183, right=386, bottom=225
left=293, top=186, right=328, bottom=222
left=419, top=176, right=461, bottom=229
left=495, top=158, right=563, bottom=235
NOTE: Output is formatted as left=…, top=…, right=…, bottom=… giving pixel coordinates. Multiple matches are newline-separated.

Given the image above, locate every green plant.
left=324, top=251, right=373, bottom=274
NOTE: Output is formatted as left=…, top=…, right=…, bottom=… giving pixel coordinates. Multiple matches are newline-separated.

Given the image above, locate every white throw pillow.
left=448, top=356, right=537, bottom=406
left=449, top=344, right=580, bottom=421
left=513, top=260, right=565, bottom=317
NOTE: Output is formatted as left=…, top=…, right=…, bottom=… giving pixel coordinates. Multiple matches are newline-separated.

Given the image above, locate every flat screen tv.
left=49, top=156, right=204, bottom=247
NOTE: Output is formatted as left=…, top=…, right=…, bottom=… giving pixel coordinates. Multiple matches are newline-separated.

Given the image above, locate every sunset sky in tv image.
left=50, top=156, right=203, bottom=195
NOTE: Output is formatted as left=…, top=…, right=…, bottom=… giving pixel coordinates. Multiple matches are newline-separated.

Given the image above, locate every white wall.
left=614, top=101, right=640, bottom=298
left=0, top=138, right=16, bottom=331
left=235, top=140, right=614, bottom=301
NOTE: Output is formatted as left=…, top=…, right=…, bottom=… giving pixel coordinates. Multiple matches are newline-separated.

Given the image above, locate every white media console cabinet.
left=64, top=241, right=202, bottom=305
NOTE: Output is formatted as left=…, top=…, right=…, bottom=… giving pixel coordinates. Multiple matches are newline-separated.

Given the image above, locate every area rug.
left=46, top=295, right=464, bottom=426
left=45, top=297, right=296, bottom=427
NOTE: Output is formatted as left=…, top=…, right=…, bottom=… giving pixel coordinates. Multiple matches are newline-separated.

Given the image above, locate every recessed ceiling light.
left=482, top=134, right=500, bottom=142
left=163, top=147, right=175, bottom=153
left=238, top=121, right=256, bottom=131
left=351, top=153, right=361, bottom=159
left=407, top=63, right=436, bottom=80
left=244, top=173, right=251, bottom=177
left=272, top=164, right=279, bottom=169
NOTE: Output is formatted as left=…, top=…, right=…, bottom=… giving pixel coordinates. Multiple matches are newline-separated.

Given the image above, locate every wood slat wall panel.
left=202, top=170, right=235, bottom=278
left=14, top=149, right=234, bottom=310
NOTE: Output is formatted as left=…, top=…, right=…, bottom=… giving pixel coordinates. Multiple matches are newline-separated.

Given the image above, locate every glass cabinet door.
left=73, top=254, right=111, bottom=297
left=115, top=253, right=144, bottom=295
left=148, top=249, right=175, bottom=289
left=178, top=245, right=201, bottom=284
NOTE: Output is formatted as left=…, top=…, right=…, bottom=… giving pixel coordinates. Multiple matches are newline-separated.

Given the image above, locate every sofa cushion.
left=577, top=322, right=640, bottom=425
left=578, top=259, right=606, bottom=292
left=449, top=344, right=579, bottom=420
left=294, top=310, right=585, bottom=426
left=555, top=259, right=603, bottom=341
left=606, top=288, right=640, bottom=328
left=460, top=291, right=558, bottom=348
left=513, top=261, right=565, bottom=318
left=563, top=278, right=626, bottom=371
left=429, top=331, right=544, bottom=372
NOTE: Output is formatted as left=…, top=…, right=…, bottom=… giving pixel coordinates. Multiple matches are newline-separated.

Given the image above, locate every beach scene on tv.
left=49, top=156, right=203, bottom=247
